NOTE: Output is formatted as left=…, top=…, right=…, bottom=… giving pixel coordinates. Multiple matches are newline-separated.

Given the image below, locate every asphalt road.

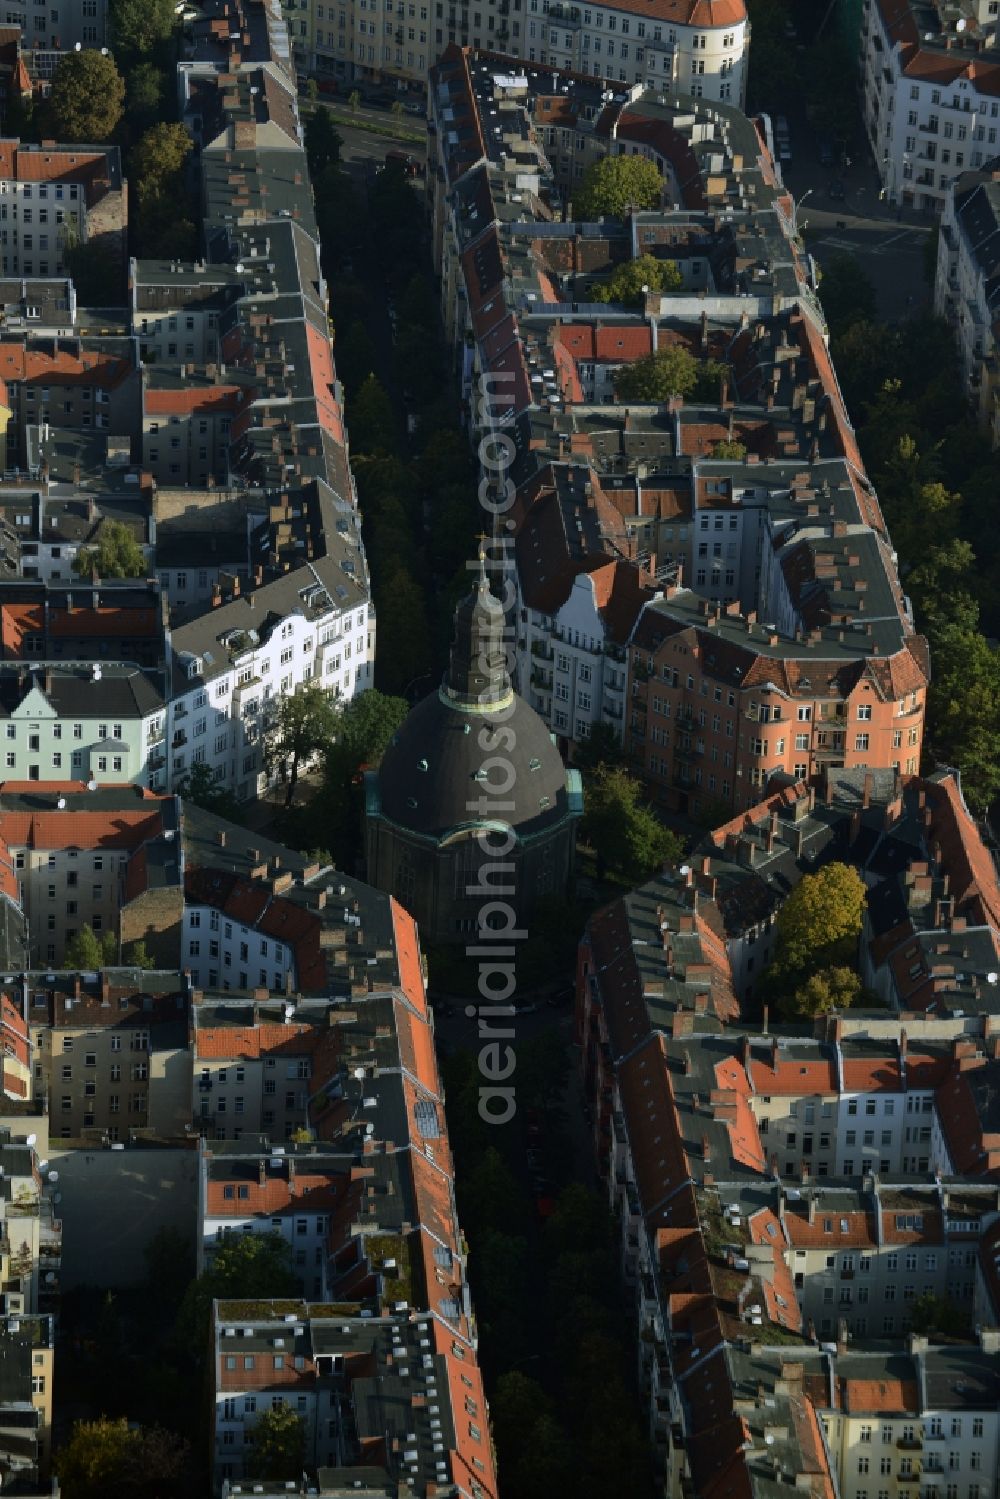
left=779, top=124, right=934, bottom=324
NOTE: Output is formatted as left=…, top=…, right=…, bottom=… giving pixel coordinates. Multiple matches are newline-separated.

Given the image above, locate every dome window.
left=406, top=797, right=418, bottom=808
left=539, top=795, right=551, bottom=809
left=472, top=768, right=488, bottom=781
left=418, top=758, right=428, bottom=772
left=528, top=757, right=541, bottom=771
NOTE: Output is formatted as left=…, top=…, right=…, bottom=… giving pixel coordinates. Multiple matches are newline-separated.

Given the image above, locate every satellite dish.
left=56, top=798, right=66, bottom=810
left=25, top=1135, right=35, bottom=1148
left=47, top=1171, right=58, bottom=1184
left=87, top=780, right=97, bottom=792
left=956, top=16, right=967, bottom=30
left=989, top=972, right=998, bottom=985
left=679, top=864, right=691, bottom=876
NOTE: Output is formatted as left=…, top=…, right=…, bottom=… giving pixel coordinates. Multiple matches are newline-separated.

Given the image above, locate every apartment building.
left=0, top=140, right=125, bottom=280
left=935, top=165, right=1000, bottom=444
left=27, top=971, right=191, bottom=1144
left=0, top=337, right=138, bottom=471
left=0, top=2, right=108, bottom=50
left=193, top=1002, right=331, bottom=1140
left=629, top=578, right=926, bottom=818
left=211, top=1303, right=496, bottom=1495
left=200, top=1142, right=347, bottom=1297
left=287, top=0, right=747, bottom=105
left=167, top=565, right=371, bottom=803
left=0, top=784, right=184, bottom=968
left=861, top=0, right=1000, bottom=212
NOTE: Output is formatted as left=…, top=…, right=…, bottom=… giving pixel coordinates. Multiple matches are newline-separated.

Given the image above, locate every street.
left=779, top=117, right=933, bottom=323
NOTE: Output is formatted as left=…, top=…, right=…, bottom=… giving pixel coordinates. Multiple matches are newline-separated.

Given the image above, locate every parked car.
left=384, top=148, right=423, bottom=178
left=828, top=178, right=846, bottom=201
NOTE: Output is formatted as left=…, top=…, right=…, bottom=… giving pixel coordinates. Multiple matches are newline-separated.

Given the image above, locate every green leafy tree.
left=350, top=373, right=397, bottom=456
left=131, top=123, right=196, bottom=259
left=615, top=347, right=727, bottom=406
left=110, top=0, right=175, bottom=56
left=55, top=1417, right=191, bottom=1499
left=583, top=765, right=682, bottom=881
left=331, top=689, right=408, bottom=766
left=73, top=520, right=146, bottom=579
left=334, top=319, right=378, bottom=400
left=176, top=762, right=244, bottom=823
left=48, top=51, right=125, bottom=142
left=304, top=108, right=342, bottom=177
left=371, top=561, right=432, bottom=697
left=923, top=618, right=1000, bottom=814
left=246, top=1406, right=305, bottom=1482
left=125, top=62, right=166, bottom=135
left=265, top=684, right=339, bottom=807
left=572, top=721, right=623, bottom=772
left=64, top=924, right=118, bottom=969
left=591, top=253, right=681, bottom=306
left=788, top=965, right=862, bottom=1018
left=818, top=252, right=878, bottom=340
left=909, top=1291, right=969, bottom=1338
left=122, top=940, right=156, bottom=970
left=574, top=154, right=663, bottom=218
left=766, top=863, right=867, bottom=1006
left=142, top=1226, right=195, bottom=1315
left=177, top=1231, right=297, bottom=1353
left=712, top=439, right=747, bottom=460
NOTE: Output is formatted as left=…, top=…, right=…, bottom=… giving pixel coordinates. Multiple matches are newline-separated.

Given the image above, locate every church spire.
left=441, top=550, right=512, bottom=711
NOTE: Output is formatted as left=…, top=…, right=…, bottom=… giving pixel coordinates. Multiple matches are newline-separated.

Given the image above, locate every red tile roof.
left=195, top=1023, right=317, bottom=1060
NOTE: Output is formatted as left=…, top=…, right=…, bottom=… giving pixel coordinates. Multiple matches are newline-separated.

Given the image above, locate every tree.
left=712, top=439, right=747, bottom=460
left=64, top=240, right=123, bottom=306
left=591, top=253, right=681, bottom=306
left=583, top=765, right=682, bottom=881
left=64, top=925, right=117, bottom=970
left=48, top=51, right=125, bottom=142
left=330, top=689, right=408, bottom=767
left=371, top=561, right=432, bottom=697
left=304, top=108, right=342, bottom=177
left=125, top=62, right=166, bottom=135
left=334, top=319, right=378, bottom=401
left=909, top=1291, right=968, bottom=1338
left=265, top=684, right=339, bottom=806
left=130, top=123, right=196, bottom=260
left=788, top=965, right=861, bottom=1018
left=55, top=1417, right=191, bottom=1499
left=246, top=1406, right=305, bottom=1482
left=923, top=619, right=1000, bottom=814
left=767, top=863, right=867, bottom=1003
left=110, top=0, right=175, bottom=56
left=177, top=1231, right=297, bottom=1353
left=122, top=940, right=156, bottom=970
left=142, top=1226, right=195, bottom=1315
left=350, top=373, right=397, bottom=456
left=73, top=521, right=146, bottom=580
left=818, top=252, right=878, bottom=340
left=615, top=346, right=699, bottom=403
left=176, top=762, right=244, bottom=823
left=571, top=721, right=623, bottom=772
left=573, top=154, right=663, bottom=218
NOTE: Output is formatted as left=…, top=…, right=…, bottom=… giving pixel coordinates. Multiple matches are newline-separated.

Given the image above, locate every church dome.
left=376, top=559, right=570, bottom=843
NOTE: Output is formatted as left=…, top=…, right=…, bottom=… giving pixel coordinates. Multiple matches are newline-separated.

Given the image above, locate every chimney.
left=258, top=1159, right=266, bottom=1186
left=807, top=1193, right=816, bottom=1225
left=702, top=1134, right=712, bottom=1163
left=862, top=771, right=874, bottom=811
left=216, top=829, right=227, bottom=847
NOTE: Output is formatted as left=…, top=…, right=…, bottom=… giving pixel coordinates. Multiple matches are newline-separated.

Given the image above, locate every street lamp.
left=793, top=187, right=814, bottom=238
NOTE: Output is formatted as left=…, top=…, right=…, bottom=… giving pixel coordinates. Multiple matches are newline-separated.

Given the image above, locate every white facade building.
left=167, top=563, right=374, bottom=803
left=935, top=166, right=1000, bottom=443
left=861, top=0, right=1000, bottom=213
left=285, top=0, right=747, bottom=104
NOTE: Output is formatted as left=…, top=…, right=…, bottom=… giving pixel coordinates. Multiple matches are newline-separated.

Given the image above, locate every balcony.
left=172, top=730, right=188, bottom=749
left=530, top=640, right=553, bottom=660
left=896, top=1439, right=922, bottom=1452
